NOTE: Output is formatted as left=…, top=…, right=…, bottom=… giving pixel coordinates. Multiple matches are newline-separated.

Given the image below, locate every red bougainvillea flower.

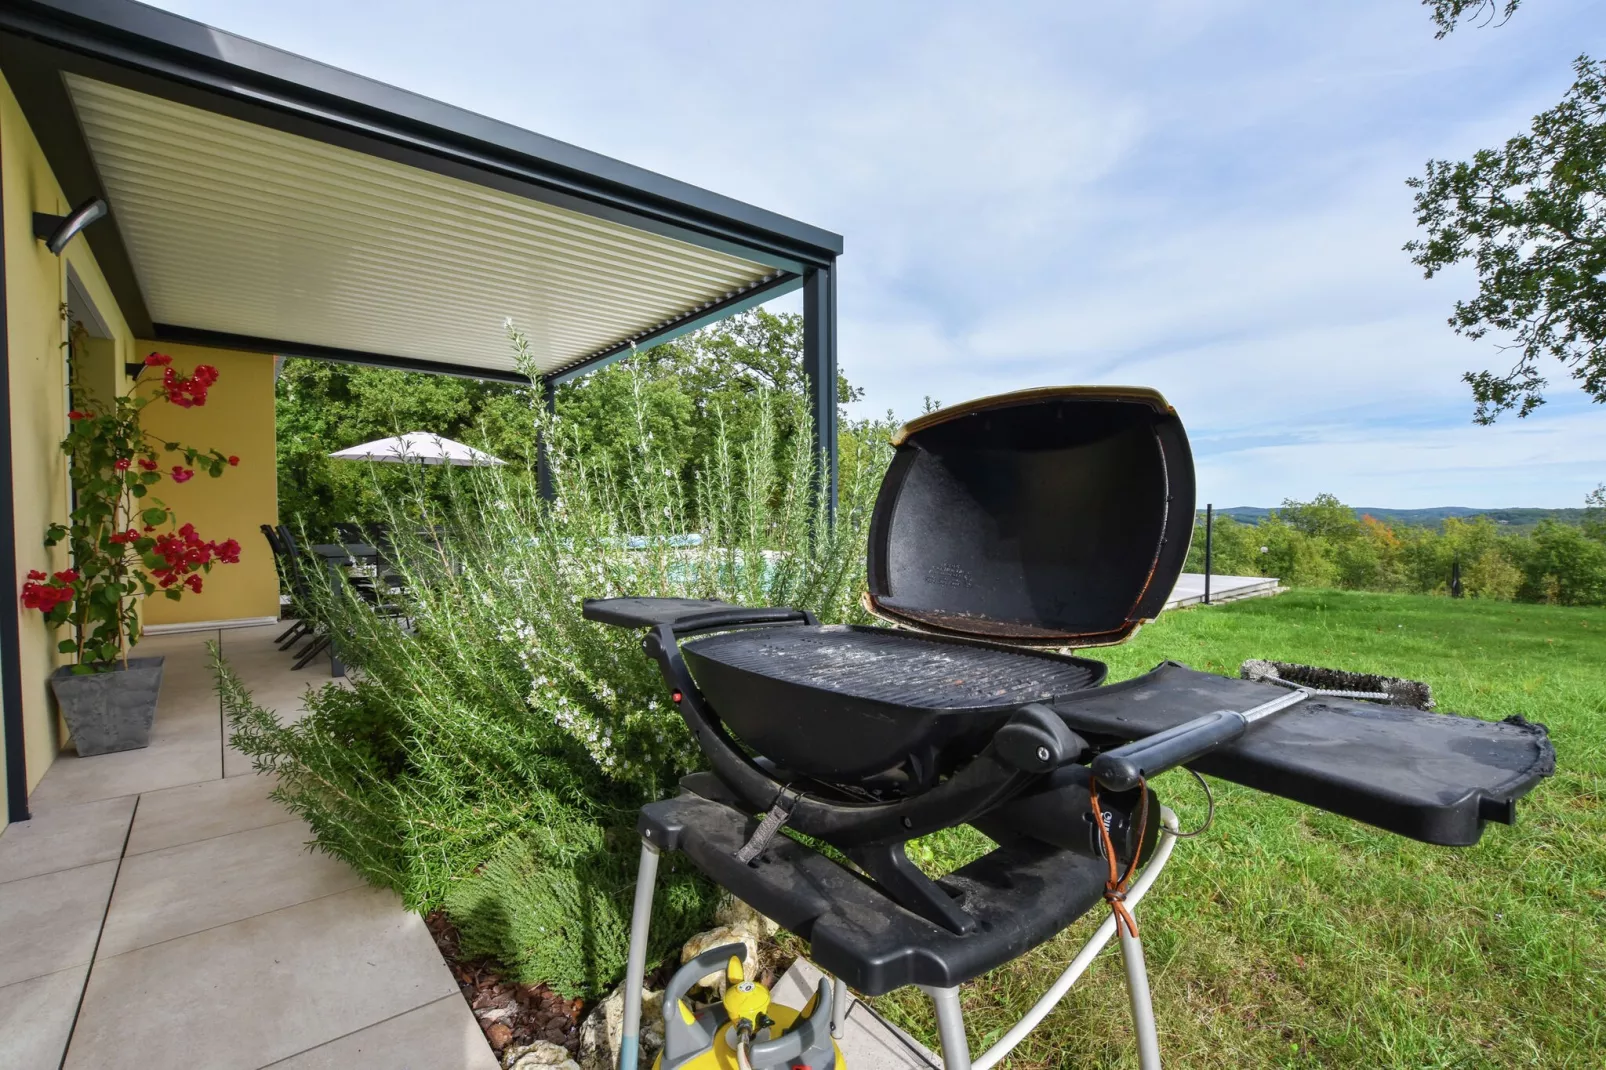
left=144, top=352, right=173, bottom=367
left=227, top=456, right=240, bottom=466
left=137, top=522, right=240, bottom=597
left=138, top=458, right=159, bottom=472
left=162, top=371, right=189, bottom=408
left=109, top=528, right=140, bottom=546
left=68, top=410, right=91, bottom=420
left=160, top=364, right=219, bottom=408
left=21, top=581, right=73, bottom=612
left=162, top=369, right=191, bottom=407
left=114, top=457, right=132, bottom=471
left=21, top=570, right=75, bottom=613
left=171, top=466, right=195, bottom=484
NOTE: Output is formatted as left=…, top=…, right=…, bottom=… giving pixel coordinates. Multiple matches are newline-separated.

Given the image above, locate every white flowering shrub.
left=222, top=339, right=890, bottom=994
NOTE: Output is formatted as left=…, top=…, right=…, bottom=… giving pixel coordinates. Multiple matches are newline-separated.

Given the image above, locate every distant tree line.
left=1187, top=489, right=1606, bottom=605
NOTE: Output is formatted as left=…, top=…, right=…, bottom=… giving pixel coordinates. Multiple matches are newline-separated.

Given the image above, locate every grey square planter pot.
left=50, top=657, right=165, bottom=756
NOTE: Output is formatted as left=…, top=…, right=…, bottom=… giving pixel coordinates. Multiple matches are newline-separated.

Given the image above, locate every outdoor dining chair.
left=260, top=524, right=312, bottom=649
left=275, top=526, right=335, bottom=669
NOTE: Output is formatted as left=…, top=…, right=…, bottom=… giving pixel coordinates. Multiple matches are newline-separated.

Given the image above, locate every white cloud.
left=1196, top=403, right=1606, bottom=508
left=147, top=0, right=1606, bottom=505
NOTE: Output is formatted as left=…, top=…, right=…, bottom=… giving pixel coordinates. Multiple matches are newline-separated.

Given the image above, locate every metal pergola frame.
left=0, top=0, right=842, bottom=823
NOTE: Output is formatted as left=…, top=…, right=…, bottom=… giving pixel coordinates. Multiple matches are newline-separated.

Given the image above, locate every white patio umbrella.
left=327, top=431, right=505, bottom=466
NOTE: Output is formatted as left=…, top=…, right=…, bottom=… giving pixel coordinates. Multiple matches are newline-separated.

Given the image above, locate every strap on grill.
left=735, top=786, right=802, bottom=865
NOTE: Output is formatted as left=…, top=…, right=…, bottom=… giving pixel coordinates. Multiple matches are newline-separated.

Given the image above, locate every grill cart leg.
left=619, top=839, right=661, bottom=1070
left=1119, top=923, right=1162, bottom=1070
left=920, top=985, right=972, bottom=1070
left=970, top=808, right=1180, bottom=1070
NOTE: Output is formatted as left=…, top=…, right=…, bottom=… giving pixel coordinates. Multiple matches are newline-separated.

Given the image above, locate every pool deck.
left=1165, top=572, right=1282, bottom=609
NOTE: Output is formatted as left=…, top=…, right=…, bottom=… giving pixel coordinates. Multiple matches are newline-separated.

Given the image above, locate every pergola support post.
left=537, top=379, right=558, bottom=502
left=803, top=262, right=839, bottom=520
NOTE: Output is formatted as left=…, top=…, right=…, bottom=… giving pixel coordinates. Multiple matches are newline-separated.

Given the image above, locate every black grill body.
left=683, top=624, right=1105, bottom=786
left=676, top=385, right=1190, bottom=790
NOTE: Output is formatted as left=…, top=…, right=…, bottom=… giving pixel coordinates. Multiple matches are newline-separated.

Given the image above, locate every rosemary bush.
left=220, top=350, right=890, bottom=996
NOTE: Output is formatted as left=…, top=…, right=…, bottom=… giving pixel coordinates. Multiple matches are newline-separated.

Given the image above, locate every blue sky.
left=148, top=0, right=1605, bottom=507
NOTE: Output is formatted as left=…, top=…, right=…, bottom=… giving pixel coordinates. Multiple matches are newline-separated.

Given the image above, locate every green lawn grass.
left=876, top=590, right=1605, bottom=1068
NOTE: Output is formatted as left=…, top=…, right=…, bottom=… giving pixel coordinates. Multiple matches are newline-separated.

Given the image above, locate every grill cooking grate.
left=684, top=625, right=1099, bottom=709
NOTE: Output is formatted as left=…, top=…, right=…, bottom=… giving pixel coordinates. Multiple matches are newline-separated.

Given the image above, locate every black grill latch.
left=995, top=703, right=1087, bottom=774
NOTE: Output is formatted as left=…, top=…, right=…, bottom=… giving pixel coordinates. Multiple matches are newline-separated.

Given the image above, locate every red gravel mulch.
left=426, top=910, right=585, bottom=1059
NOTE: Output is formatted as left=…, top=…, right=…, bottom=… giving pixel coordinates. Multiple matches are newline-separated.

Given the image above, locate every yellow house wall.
left=135, top=342, right=279, bottom=627
left=2, top=70, right=139, bottom=824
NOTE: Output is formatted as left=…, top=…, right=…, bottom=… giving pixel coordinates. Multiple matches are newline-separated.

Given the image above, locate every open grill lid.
left=865, top=386, right=1195, bottom=647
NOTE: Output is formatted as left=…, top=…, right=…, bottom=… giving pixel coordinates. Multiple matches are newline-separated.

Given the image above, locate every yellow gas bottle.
left=652, top=947, right=844, bottom=1070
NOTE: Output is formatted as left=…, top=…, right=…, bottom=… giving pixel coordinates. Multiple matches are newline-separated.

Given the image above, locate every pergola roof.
left=0, top=0, right=842, bottom=384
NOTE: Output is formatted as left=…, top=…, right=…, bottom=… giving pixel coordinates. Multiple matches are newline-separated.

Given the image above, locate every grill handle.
left=1090, top=710, right=1248, bottom=792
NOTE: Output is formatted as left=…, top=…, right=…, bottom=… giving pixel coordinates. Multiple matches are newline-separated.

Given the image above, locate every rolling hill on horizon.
left=1212, top=506, right=1590, bottom=531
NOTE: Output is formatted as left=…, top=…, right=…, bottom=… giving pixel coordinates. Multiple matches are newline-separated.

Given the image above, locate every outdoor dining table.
left=310, top=541, right=380, bottom=564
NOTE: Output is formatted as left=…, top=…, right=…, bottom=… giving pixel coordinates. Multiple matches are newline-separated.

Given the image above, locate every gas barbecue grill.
left=587, top=387, right=1554, bottom=1070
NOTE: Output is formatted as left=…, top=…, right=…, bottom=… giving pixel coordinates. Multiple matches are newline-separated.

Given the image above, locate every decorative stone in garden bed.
left=501, top=1039, right=581, bottom=1070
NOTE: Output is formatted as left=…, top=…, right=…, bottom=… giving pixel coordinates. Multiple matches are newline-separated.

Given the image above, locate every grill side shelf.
left=1053, top=661, right=1555, bottom=846
left=582, top=596, right=743, bottom=628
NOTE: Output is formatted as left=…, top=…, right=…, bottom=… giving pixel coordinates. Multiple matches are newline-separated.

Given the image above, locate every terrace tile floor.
left=0, top=624, right=498, bottom=1070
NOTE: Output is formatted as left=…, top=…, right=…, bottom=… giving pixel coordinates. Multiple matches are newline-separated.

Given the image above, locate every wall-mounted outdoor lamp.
left=33, top=198, right=108, bottom=255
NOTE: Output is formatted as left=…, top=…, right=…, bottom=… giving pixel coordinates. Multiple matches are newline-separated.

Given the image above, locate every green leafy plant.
left=22, top=346, right=241, bottom=671
left=1407, top=0, right=1605, bottom=423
